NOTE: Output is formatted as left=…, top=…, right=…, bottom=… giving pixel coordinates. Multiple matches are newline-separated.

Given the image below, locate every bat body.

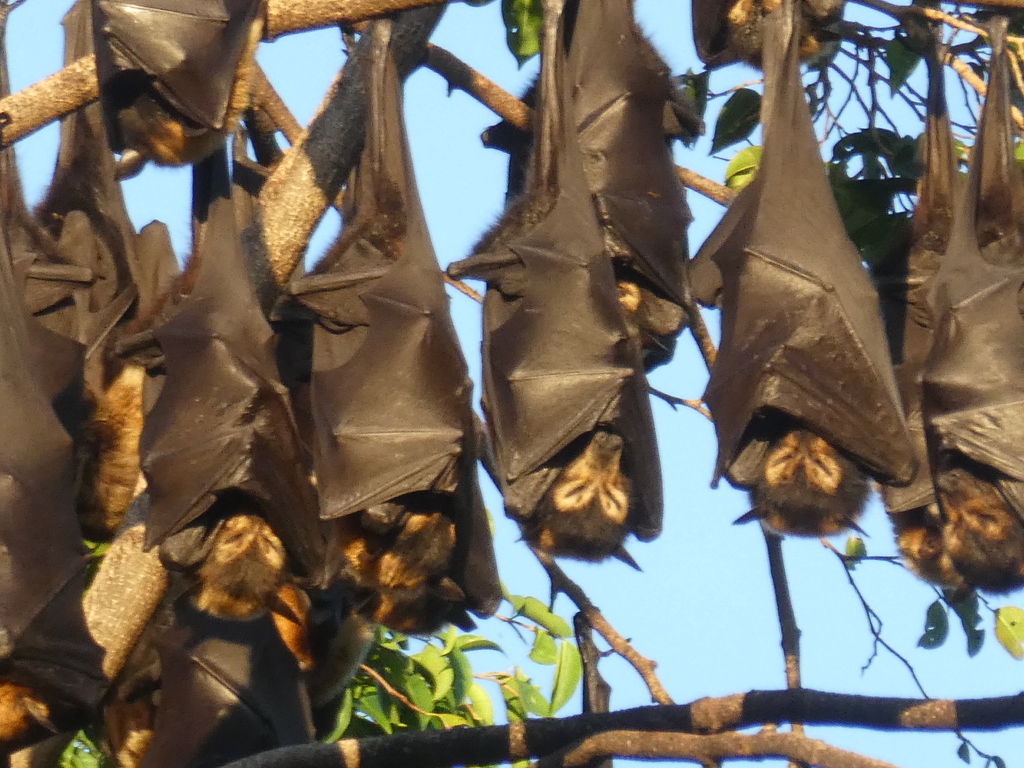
left=692, top=0, right=843, bottom=68
left=449, top=0, right=661, bottom=562
left=93, top=0, right=262, bottom=165
left=286, top=21, right=500, bottom=634
left=690, top=0, right=914, bottom=536
left=921, top=21, right=1024, bottom=593
left=870, top=49, right=964, bottom=588
left=138, top=149, right=325, bottom=593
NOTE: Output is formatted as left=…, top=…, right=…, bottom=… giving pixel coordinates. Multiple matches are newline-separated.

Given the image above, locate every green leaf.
left=844, top=536, right=867, bottom=568
left=885, top=37, right=922, bottom=95
left=60, top=733, right=107, bottom=768
left=500, top=675, right=528, bottom=722
left=992, top=756, right=1007, bottom=768
left=529, top=630, right=559, bottom=665
left=725, top=146, right=761, bottom=191
left=456, top=636, right=502, bottom=653
left=513, top=676, right=551, bottom=717
left=435, top=713, right=470, bottom=728
left=519, top=597, right=573, bottom=638
left=501, top=0, right=542, bottom=64
left=414, top=644, right=448, bottom=684
left=958, top=742, right=971, bottom=763
left=918, top=600, right=949, bottom=649
left=433, top=666, right=456, bottom=702
left=404, top=674, right=435, bottom=724
left=678, top=70, right=710, bottom=122
left=949, top=591, right=984, bottom=657
left=357, top=692, right=393, bottom=734
left=439, top=625, right=458, bottom=655
left=711, top=89, right=761, bottom=153
left=324, top=689, right=355, bottom=741
left=468, top=682, right=495, bottom=725
left=449, top=648, right=472, bottom=703
left=550, top=641, right=582, bottom=714
left=994, top=606, right=1024, bottom=659
left=507, top=594, right=528, bottom=615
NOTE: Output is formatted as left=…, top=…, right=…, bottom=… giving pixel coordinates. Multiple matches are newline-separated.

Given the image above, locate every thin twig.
left=531, top=547, right=674, bottom=706
left=424, top=43, right=532, bottom=130
left=443, top=274, right=483, bottom=303
left=648, top=386, right=712, bottom=420
left=947, top=53, right=1024, bottom=130
left=359, top=663, right=439, bottom=720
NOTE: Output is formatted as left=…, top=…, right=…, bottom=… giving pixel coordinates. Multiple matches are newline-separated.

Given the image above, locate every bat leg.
left=192, top=509, right=288, bottom=618
left=524, top=430, right=633, bottom=561
left=615, top=272, right=685, bottom=371
left=890, top=504, right=966, bottom=590
left=0, top=682, right=52, bottom=745
left=937, top=464, right=1024, bottom=594
left=749, top=427, right=869, bottom=536
left=78, top=363, right=146, bottom=539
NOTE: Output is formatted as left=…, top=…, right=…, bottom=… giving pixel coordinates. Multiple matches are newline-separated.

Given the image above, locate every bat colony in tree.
left=0, top=0, right=1021, bottom=763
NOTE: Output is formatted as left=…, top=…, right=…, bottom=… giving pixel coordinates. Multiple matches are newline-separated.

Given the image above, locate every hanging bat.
left=921, top=19, right=1024, bottom=594
left=448, top=0, right=661, bottom=562
left=870, top=45, right=965, bottom=589
left=691, top=0, right=844, bottom=68
left=137, top=600, right=313, bottom=768
left=0, top=157, right=104, bottom=748
left=286, top=20, right=501, bottom=634
left=137, top=148, right=326, bottom=606
left=481, top=0, right=697, bottom=371
left=92, top=0, right=263, bottom=165
left=689, top=0, right=914, bottom=537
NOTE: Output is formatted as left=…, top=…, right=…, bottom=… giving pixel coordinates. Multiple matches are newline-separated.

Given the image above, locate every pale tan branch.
left=676, top=166, right=737, bottom=206
left=252, top=65, right=304, bottom=145
left=424, top=43, right=532, bottom=130
left=532, top=548, right=674, bottom=706
left=534, top=730, right=898, bottom=768
left=0, top=54, right=96, bottom=147
left=946, top=54, right=1024, bottom=131
left=264, top=0, right=449, bottom=39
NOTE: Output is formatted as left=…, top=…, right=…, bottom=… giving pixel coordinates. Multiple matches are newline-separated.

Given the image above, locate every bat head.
left=746, top=423, right=870, bottom=536
left=937, top=463, right=1024, bottom=594
left=890, top=504, right=966, bottom=590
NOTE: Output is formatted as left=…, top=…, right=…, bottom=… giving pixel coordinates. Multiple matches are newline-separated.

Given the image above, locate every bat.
left=691, top=0, right=843, bottom=68
left=137, top=600, right=313, bottom=768
left=137, top=147, right=326, bottom=594
left=870, top=45, right=965, bottom=589
left=689, top=0, right=915, bottom=537
left=0, top=145, right=105, bottom=751
left=448, top=0, right=662, bottom=562
left=481, top=0, right=697, bottom=371
left=921, top=19, right=1024, bottom=594
left=92, top=0, right=263, bottom=165
left=286, top=19, right=501, bottom=634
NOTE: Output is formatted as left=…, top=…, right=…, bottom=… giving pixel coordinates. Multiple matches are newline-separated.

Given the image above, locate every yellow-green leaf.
left=550, top=641, right=582, bottom=714
left=995, top=606, right=1024, bottom=659
left=725, top=146, right=761, bottom=191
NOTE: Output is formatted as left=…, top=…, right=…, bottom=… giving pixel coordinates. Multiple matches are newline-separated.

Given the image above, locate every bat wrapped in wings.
left=138, top=148, right=326, bottom=622
left=691, top=0, right=843, bottom=68
left=870, top=45, right=964, bottom=589
left=0, top=175, right=104, bottom=746
left=921, top=19, right=1024, bottom=594
left=482, top=0, right=697, bottom=370
left=286, top=20, right=500, bottom=634
left=448, top=0, right=661, bottom=563
left=137, top=601, right=313, bottom=768
left=92, top=0, right=263, bottom=165
left=689, top=0, right=915, bottom=536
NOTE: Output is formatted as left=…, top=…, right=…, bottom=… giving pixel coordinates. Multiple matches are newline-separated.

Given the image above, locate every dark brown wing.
left=139, top=149, right=325, bottom=581
left=696, top=0, right=914, bottom=490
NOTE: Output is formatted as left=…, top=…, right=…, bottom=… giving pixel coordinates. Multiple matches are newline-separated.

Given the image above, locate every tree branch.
left=532, top=548, right=674, bottom=706
left=264, top=0, right=449, bottom=39
left=534, top=730, right=898, bottom=768
left=424, top=43, right=532, bottom=130
left=213, top=689, right=1024, bottom=768
left=676, top=167, right=736, bottom=207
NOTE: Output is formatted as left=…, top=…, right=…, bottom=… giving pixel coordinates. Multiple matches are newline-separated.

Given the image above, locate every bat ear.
left=612, top=546, right=642, bottom=571
left=733, top=509, right=765, bottom=526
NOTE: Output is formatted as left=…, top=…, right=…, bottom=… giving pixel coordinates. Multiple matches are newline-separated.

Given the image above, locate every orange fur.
left=271, top=583, right=314, bottom=672
left=0, top=682, right=49, bottom=744
left=104, top=698, right=154, bottom=768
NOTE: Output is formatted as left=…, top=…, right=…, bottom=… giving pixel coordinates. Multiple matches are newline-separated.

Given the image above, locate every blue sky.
left=8, top=1, right=1024, bottom=765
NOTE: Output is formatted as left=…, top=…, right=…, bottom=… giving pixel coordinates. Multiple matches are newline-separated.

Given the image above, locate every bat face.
left=692, top=0, right=914, bottom=527
left=747, top=426, right=869, bottom=536
left=285, top=20, right=501, bottom=631
left=450, top=0, right=662, bottom=562
left=93, top=0, right=263, bottom=164
left=936, top=465, right=1024, bottom=594
left=890, top=504, right=965, bottom=590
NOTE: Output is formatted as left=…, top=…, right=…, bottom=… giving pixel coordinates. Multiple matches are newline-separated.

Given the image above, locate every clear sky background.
left=7, top=1, right=1024, bottom=766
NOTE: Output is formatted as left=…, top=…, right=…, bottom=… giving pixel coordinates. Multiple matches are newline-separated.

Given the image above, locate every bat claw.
left=612, top=546, right=642, bottom=571
left=733, top=509, right=765, bottom=526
